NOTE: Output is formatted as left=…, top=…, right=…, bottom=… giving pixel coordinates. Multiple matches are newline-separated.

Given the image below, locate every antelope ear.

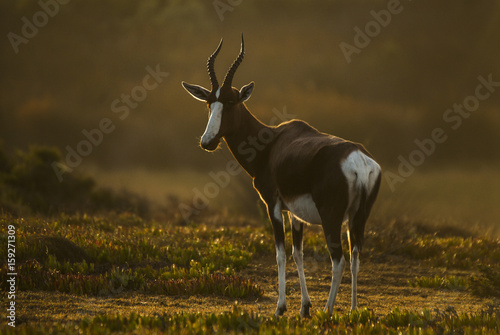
left=182, top=82, right=211, bottom=102
left=239, top=82, right=254, bottom=102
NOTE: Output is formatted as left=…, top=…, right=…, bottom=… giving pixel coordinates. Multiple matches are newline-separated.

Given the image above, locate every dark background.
left=1, top=0, right=499, bottom=233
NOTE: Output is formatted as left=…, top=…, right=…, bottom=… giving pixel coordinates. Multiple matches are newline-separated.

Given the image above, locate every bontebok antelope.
left=182, top=35, right=382, bottom=317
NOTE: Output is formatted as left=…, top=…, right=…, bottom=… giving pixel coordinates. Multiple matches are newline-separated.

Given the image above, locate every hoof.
left=323, top=305, right=334, bottom=316
left=274, top=305, right=287, bottom=318
left=299, top=301, right=312, bottom=318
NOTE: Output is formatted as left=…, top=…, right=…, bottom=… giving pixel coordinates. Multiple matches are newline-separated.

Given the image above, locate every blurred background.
left=1, top=0, right=499, bottom=235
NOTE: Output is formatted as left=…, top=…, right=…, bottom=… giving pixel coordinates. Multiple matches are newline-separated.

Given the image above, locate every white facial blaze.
left=201, top=101, right=223, bottom=147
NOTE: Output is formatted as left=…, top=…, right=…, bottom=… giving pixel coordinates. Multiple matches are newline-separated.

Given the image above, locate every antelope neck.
left=223, top=106, right=272, bottom=177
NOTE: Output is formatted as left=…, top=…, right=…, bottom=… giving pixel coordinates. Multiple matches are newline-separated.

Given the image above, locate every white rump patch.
left=284, top=194, right=322, bottom=225
left=340, top=150, right=381, bottom=217
left=201, top=101, right=223, bottom=146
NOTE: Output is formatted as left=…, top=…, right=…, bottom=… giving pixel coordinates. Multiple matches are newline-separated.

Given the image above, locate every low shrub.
left=0, top=145, right=150, bottom=216
left=468, top=265, right=500, bottom=298
left=408, top=275, right=467, bottom=291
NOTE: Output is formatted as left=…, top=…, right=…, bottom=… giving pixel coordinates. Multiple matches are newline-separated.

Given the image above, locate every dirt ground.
left=17, top=255, right=491, bottom=324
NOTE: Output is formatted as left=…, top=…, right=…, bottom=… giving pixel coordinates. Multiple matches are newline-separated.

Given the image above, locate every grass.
left=1, top=211, right=499, bottom=334
left=0, top=213, right=270, bottom=299
left=408, top=275, right=468, bottom=291
left=2, top=305, right=499, bottom=334
left=1, top=210, right=498, bottom=299
left=1, top=166, right=500, bottom=333
left=409, top=269, right=500, bottom=300
left=394, top=234, right=500, bottom=269
left=469, top=265, right=500, bottom=298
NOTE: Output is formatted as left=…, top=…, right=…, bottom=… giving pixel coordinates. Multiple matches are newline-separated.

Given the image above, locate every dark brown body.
left=182, top=36, right=381, bottom=317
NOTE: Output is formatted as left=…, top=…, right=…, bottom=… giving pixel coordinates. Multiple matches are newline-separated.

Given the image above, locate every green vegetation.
left=1, top=305, right=499, bottom=334
left=0, top=144, right=149, bottom=216
left=0, top=214, right=268, bottom=299
left=1, top=210, right=499, bottom=333
left=469, top=265, right=500, bottom=298
left=408, top=275, right=467, bottom=291
left=360, top=216, right=500, bottom=266
left=0, top=143, right=499, bottom=333
left=408, top=268, right=500, bottom=299
left=392, top=234, right=500, bottom=269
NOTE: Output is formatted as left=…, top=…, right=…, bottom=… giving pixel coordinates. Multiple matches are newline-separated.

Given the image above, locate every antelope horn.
left=222, top=34, right=245, bottom=89
left=207, top=38, right=223, bottom=90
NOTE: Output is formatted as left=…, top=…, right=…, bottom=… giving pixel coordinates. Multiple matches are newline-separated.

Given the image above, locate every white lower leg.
left=351, top=246, right=359, bottom=310
left=275, top=244, right=287, bottom=317
left=293, top=245, right=311, bottom=316
left=324, top=256, right=345, bottom=314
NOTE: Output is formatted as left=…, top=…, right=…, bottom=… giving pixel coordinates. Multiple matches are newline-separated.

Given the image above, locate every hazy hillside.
left=1, top=0, right=500, bottom=172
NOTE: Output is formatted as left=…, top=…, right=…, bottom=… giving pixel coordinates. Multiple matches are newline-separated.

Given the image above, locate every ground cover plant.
left=1, top=304, right=499, bottom=334
left=0, top=100, right=499, bottom=332
left=1, top=210, right=499, bottom=334
left=0, top=144, right=499, bottom=333
left=0, top=214, right=267, bottom=299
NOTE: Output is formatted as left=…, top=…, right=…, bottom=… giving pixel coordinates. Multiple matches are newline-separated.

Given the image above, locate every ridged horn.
left=207, top=38, right=223, bottom=90
left=222, top=34, right=245, bottom=89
